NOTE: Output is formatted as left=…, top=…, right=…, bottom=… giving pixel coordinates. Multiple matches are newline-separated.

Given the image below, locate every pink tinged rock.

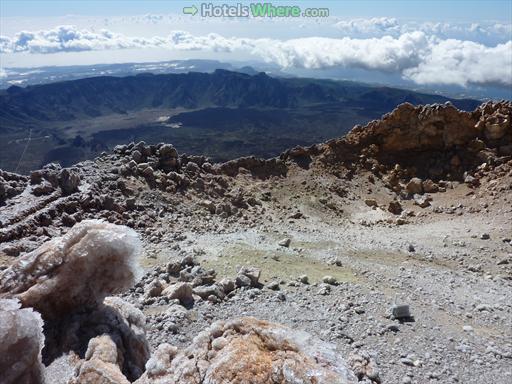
left=0, top=220, right=142, bottom=320
left=134, top=317, right=358, bottom=384
left=70, top=335, right=130, bottom=384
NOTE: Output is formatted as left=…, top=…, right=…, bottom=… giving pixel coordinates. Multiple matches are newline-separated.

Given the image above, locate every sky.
left=1, top=0, right=511, bottom=89
left=2, top=1, right=511, bottom=21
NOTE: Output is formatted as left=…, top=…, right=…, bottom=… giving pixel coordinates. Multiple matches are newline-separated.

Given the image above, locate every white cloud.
left=167, top=31, right=251, bottom=52
left=1, top=25, right=511, bottom=87
left=253, top=32, right=429, bottom=73
left=251, top=33, right=512, bottom=87
left=1, top=25, right=168, bottom=53
left=333, top=17, right=512, bottom=45
left=403, top=39, right=512, bottom=87
left=334, top=17, right=401, bottom=35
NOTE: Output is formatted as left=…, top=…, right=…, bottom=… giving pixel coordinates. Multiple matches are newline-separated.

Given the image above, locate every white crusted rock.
left=0, top=220, right=142, bottom=319
left=70, top=335, right=130, bottom=384
left=0, top=298, right=44, bottom=384
left=44, top=296, right=150, bottom=382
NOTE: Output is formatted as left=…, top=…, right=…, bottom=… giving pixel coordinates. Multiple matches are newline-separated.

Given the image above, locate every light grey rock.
left=162, top=282, right=194, bottom=306
left=322, top=275, right=338, bottom=285
left=278, top=237, right=292, bottom=247
left=0, top=299, right=44, bottom=384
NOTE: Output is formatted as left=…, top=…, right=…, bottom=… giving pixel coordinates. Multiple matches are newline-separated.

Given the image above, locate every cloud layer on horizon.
left=1, top=25, right=511, bottom=88
left=333, top=17, right=512, bottom=44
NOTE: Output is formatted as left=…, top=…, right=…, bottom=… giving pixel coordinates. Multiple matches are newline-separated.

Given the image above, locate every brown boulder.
left=388, top=201, right=403, bottom=215
left=406, top=177, right=423, bottom=194
left=422, top=179, right=439, bottom=193
left=134, top=317, right=358, bottom=384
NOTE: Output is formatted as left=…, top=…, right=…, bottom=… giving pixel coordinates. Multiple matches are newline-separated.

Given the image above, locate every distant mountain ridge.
left=0, top=70, right=482, bottom=173
left=0, top=69, right=480, bottom=130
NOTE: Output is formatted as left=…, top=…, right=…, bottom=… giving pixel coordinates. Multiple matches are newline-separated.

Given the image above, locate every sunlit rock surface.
left=70, top=335, right=130, bottom=384
left=0, top=220, right=142, bottom=319
left=0, top=298, right=44, bottom=384
left=135, top=317, right=358, bottom=384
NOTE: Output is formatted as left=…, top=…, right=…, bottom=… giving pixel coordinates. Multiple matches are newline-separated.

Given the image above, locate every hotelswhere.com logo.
left=183, top=2, right=330, bottom=18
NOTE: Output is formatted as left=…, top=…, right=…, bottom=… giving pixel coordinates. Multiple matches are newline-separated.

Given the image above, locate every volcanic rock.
left=70, top=335, right=130, bottom=384
left=0, top=220, right=142, bottom=319
left=162, top=282, right=194, bottom=306
left=388, top=201, right=403, bottom=215
left=406, top=178, right=423, bottom=194
left=0, top=299, right=44, bottom=384
left=134, top=317, right=358, bottom=384
left=58, top=168, right=80, bottom=195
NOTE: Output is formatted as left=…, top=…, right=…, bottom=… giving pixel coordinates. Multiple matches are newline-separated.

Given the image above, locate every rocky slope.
left=0, top=101, right=511, bottom=383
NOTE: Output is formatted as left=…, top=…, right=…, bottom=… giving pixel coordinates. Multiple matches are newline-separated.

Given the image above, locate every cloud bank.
left=1, top=25, right=511, bottom=87
left=332, top=17, right=512, bottom=45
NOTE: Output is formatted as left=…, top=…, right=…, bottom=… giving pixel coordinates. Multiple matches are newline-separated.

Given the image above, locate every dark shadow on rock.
left=42, top=299, right=149, bottom=382
left=397, top=316, right=415, bottom=324
left=292, top=155, right=312, bottom=170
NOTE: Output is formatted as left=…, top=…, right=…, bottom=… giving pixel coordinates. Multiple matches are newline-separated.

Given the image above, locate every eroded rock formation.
left=0, top=221, right=149, bottom=384
left=70, top=335, right=130, bottom=384
left=0, top=220, right=142, bottom=319
left=287, top=101, right=511, bottom=182
left=0, top=299, right=44, bottom=384
left=44, top=296, right=150, bottom=382
left=135, top=317, right=358, bottom=384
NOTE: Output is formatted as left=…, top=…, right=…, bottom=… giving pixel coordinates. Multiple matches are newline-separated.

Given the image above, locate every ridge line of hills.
left=0, top=70, right=482, bottom=174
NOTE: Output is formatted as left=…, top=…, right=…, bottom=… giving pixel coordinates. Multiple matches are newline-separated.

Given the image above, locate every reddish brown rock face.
left=293, top=101, right=511, bottom=182
left=135, top=317, right=359, bottom=384
left=344, top=101, right=511, bottom=154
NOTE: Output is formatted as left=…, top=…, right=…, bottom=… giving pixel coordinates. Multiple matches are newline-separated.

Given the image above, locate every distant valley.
left=0, top=69, right=480, bottom=173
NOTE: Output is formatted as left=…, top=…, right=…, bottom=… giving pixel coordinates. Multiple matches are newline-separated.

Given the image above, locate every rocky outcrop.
left=0, top=169, right=27, bottom=203
left=283, top=101, right=512, bottom=190
left=58, top=168, right=80, bottom=195
left=216, top=156, right=287, bottom=178
left=0, top=222, right=149, bottom=383
left=58, top=297, right=150, bottom=383
left=344, top=101, right=511, bottom=154
left=287, top=101, right=510, bottom=179
left=157, top=144, right=179, bottom=172
left=135, top=317, right=358, bottom=384
left=0, top=299, right=44, bottom=384
left=70, top=335, right=130, bottom=384
left=29, top=164, right=81, bottom=196
left=0, top=220, right=142, bottom=319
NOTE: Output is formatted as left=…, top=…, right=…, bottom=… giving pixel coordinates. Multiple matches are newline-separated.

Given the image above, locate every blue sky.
left=1, top=1, right=511, bottom=90
left=2, top=0, right=511, bottom=21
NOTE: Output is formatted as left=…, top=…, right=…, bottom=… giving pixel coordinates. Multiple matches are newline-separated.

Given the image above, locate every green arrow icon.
left=183, top=5, right=198, bottom=16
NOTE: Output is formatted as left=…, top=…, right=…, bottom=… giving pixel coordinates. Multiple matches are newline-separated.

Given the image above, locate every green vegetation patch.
left=200, top=242, right=357, bottom=284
